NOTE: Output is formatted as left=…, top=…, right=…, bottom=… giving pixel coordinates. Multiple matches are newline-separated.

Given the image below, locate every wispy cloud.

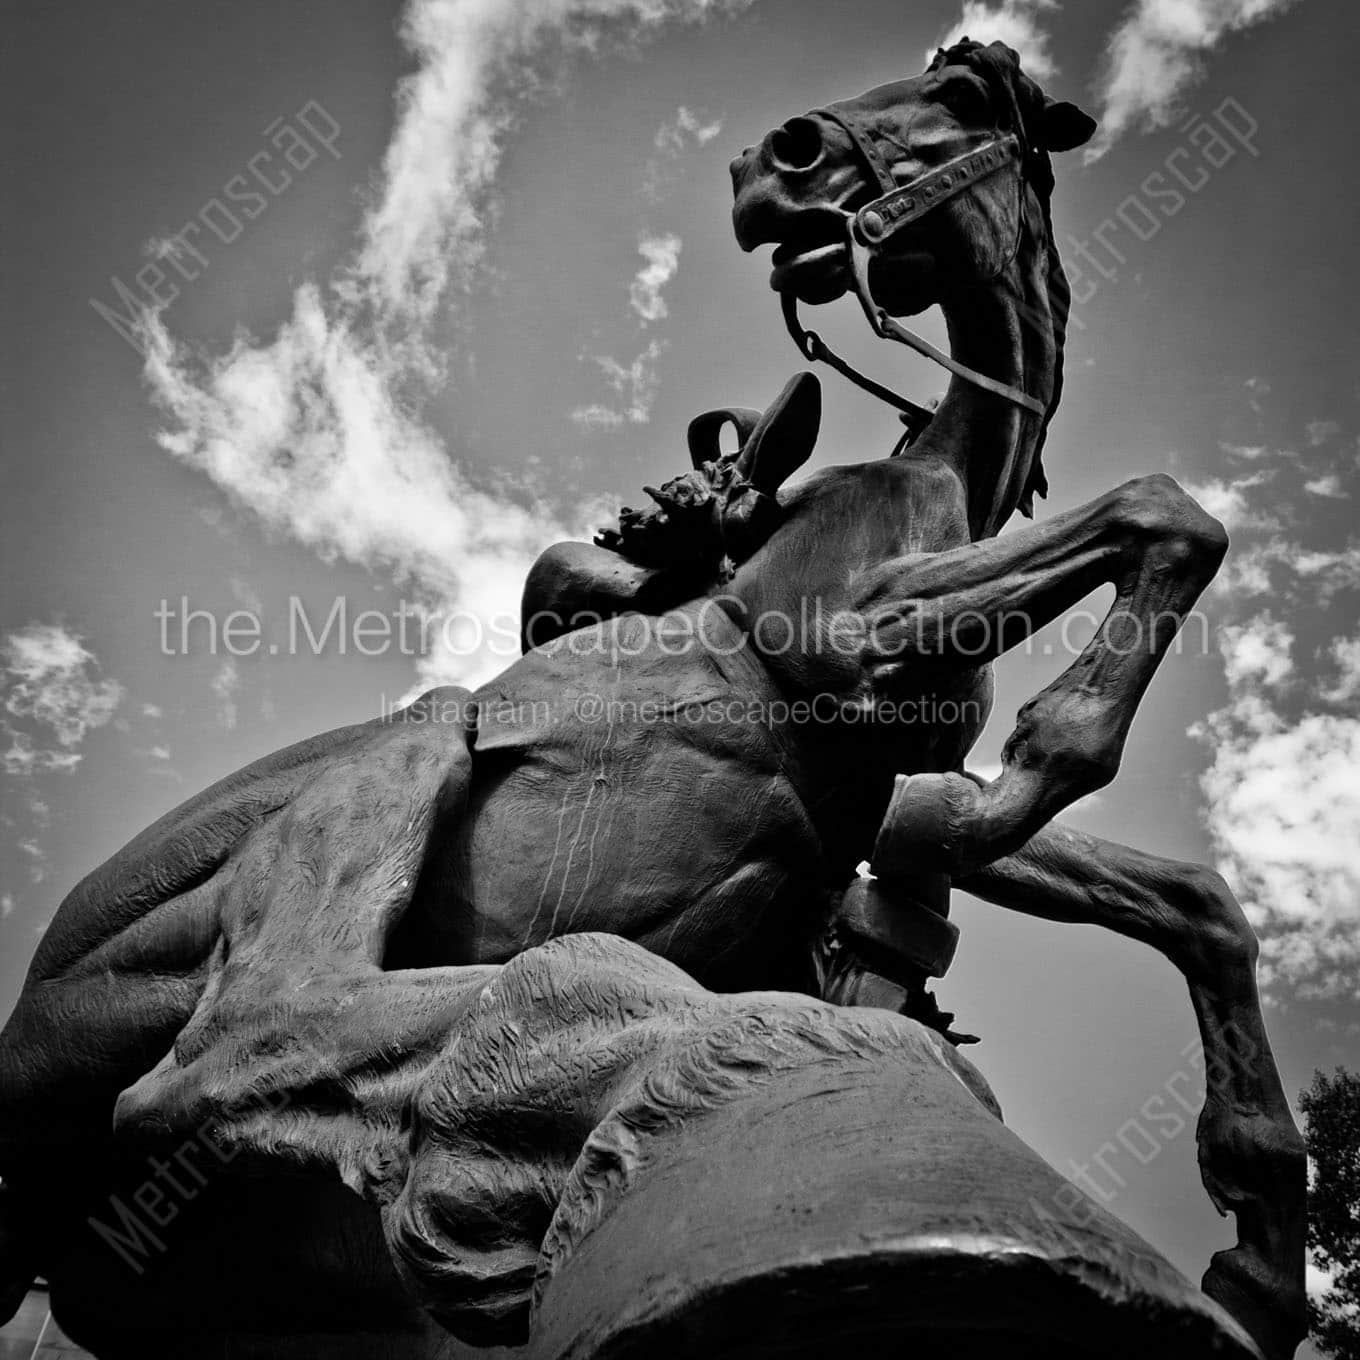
left=1, top=623, right=123, bottom=908
left=935, top=0, right=1058, bottom=80
left=630, top=232, right=682, bottom=323
left=1188, top=420, right=1360, bottom=1002
left=654, top=104, right=722, bottom=154
left=1305, top=418, right=1342, bottom=448
left=16, top=838, right=46, bottom=886
left=572, top=337, right=667, bottom=428
left=211, top=658, right=241, bottom=731
left=1086, top=0, right=1301, bottom=162
left=135, top=0, right=753, bottom=694
left=2, top=623, right=123, bottom=776
left=1319, top=637, right=1360, bottom=707
left=1195, top=624, right=1360, bottom=1002
left=573, top=230, right=682, bottom=428
left=643, top=104, right=723, bottom=198
left=1182, top=470, right=1277, bottom=531
left=1304, top=473, right=1348, bottom=500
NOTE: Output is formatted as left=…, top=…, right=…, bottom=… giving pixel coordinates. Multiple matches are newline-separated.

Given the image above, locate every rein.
left=780, top=129, right=1046, bottom=448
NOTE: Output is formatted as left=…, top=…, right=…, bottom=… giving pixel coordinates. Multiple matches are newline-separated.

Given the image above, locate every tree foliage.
left=1302, top=1067, right=1360, bottom=1357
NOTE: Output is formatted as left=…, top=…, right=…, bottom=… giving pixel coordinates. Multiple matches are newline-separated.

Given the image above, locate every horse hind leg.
left=958, top=825, right=1306, bottom=1359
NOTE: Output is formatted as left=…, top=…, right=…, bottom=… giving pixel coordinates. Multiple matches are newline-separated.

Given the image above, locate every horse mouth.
left=770, top=239, right=850, bottom=304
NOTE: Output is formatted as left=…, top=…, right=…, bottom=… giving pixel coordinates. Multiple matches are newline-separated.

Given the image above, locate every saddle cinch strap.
left=782, top=127, right=1046, bottom=444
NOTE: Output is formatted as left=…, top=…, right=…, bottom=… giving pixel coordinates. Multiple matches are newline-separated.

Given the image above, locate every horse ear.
left=1042, top=99, right=1097, bottom=152
left=736, top=371, right=821, bottom=495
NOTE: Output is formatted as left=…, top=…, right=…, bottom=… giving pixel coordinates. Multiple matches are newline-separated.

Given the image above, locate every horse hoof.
left=1203, top=1244, right=1302, bottom=1360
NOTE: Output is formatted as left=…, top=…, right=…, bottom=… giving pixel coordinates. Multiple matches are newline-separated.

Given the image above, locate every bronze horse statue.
left=0, top=40, right=1303, bottom=1360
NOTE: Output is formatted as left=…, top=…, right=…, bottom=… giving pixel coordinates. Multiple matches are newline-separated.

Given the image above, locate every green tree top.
left=1301, top=1066, right=1359, bottom=1358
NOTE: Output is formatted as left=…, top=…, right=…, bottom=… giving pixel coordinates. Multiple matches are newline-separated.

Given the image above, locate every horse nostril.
left=768, top=117, right=825, bottom=173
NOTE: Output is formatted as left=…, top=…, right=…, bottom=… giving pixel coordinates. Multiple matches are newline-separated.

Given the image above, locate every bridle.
left=781, top=122, right=1047, bottom=449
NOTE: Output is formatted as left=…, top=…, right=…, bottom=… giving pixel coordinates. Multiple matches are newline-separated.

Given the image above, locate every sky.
left=2, top=0, right=1356, bottom=1348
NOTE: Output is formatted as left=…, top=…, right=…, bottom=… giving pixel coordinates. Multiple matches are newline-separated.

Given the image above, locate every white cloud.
left=137, top=0, right=753, bottom=694
left=354, top=0, right=746, bottom=323
left=211, top=658, right=240, bottom=732
left=1087, top=0, right=1301, bottom=162
left=1306, top=418, right=1342, bottom=448
left=2, top=732, right=81, bottom=778
left=629, top=232, right=682, bottom=323
left=1219, top=613, right=1293, bottom=690
left=1211, top=535, right=1289, bottom=597
left=2, top=623, right=123, bottom=775
left=1183, top=471, right=1277, bottom=531
left=935, top=0, right=1058, bottom=80
left=654, top=104, right=723, bottom=154
left=16, top=837, right=46, bottom=885
left=569, top=403, right=626, bottom=430
left=1319, top=636, right=1360, bottom=707
left=1188, top=430, right=1360, bottom=1002
left=573, top=231, right=681, bottom=427
left=0, top=894, right=13, bottom=922
left=1292, top=544, right=1360, bottom=604
left=1304, top=474, right=1347, bottom=499
left=644, top=105, right=724, bottom=199
left=572, top=337, right=667, bottom=428
left=1197, top=686, right=1360, bottom=1002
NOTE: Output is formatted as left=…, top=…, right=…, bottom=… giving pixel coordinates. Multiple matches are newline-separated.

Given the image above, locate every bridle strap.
left=781, top=126, right=1046, bottom=437
left=851, top=134, right=1023, bottom=248
left=781, top=291, right=936, bottom=440
left=847, top=234, right=1047, bottom=418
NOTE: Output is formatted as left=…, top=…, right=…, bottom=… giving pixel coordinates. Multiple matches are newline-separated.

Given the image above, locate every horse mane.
left=928, top=37, right=1074, bottom=517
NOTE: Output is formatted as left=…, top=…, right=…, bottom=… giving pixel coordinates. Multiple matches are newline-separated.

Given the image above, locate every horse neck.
left=909, top=203, right=1059, bottom=541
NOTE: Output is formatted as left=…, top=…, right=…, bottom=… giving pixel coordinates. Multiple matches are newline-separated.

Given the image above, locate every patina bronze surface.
left=0, top=39, right=1304, bottom=1360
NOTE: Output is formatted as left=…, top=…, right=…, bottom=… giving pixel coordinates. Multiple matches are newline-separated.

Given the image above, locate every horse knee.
left=1172, top=864, right=1260, bottom=981
left=1114, top=474, right=1229, bottom=572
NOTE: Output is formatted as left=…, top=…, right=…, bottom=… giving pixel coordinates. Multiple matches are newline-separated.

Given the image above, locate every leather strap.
left=851, top=134, right=1022, bottom=248
left=781, top=291, right=936, bottom=441
left=780, top=122, right=1045, bottom=432
left=847, top=230, right=1048, bottom=418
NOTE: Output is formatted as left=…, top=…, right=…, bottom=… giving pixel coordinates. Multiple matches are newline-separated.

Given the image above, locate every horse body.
left=357, top=359, right=990, bottom=986
left=394, top=444, right=990, bottom=991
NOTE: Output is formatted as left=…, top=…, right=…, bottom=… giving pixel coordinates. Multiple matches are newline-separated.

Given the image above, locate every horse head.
left=731, top=38, right=1094, bottom=317
left=731, top=39, right=1096, bottom=536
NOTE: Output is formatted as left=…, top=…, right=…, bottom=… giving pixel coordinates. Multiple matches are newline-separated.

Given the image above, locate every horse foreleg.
left=860, top=474, right=1226, bottom=875
left=955, top=820, right=1306, bottom=1360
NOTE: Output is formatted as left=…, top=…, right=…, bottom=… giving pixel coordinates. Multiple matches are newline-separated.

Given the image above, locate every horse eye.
left=941, top=81, right=988, bottom=120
